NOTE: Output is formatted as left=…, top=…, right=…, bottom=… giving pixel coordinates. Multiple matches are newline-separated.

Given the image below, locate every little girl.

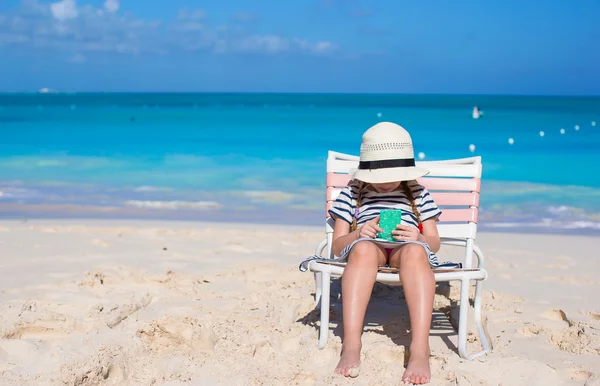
left=329, top=122, right=449, bottom=385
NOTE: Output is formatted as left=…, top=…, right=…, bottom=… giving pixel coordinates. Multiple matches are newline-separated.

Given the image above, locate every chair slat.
left=326, top=187, right=342, bottom=201
left=322, top=208, right=478, bottom=238
left=326, top=173, right=352, bottom=188
left=421, top=163, right=482, bottom=178
left=326, top=188, right=479, bottom=207
left=418, top=177, right=481, bottom=193
left=438, top=223, right=478, bottom=239
left=431, top=192, right=480, bottom=207
left=439, top=208, right=478, bottom=223
left=326, top=202, right=478, bottom=223
left=326, top=173, right=481, bottom=193
left=327, top=159, right=357, bottom=174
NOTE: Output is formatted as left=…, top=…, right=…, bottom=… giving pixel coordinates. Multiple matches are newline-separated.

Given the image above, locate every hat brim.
left=349, top=166, right=429, bottom=183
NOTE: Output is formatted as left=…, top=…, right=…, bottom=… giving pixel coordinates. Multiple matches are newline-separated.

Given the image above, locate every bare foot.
left=402, top=346, right=431, bottom=384
left=334, top=344, right=361, bottom=378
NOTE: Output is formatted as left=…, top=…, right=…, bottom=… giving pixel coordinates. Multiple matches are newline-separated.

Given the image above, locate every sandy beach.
left=0, top=219, right=599, bottom=385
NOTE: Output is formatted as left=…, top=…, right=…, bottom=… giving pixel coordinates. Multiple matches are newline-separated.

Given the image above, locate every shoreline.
left=2, top=212, right=600, bottom=238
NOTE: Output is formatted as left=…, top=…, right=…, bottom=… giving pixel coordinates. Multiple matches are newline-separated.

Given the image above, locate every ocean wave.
left=123, top=200, right=222, bottom=210
left=0, top=186, right=40, bottom=199
left=0, top=156, right=127, bottom=169
left=133, top=185, right=173, bottom=192
left=483, top=219, right=600, bottom=231
left=236, top=190, right=297, bottom=204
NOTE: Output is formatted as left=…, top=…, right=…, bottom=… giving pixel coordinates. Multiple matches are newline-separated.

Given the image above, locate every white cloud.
left=233, top=11, right=257, bottom=23
left=178, top=8, right=205, bottom=20
left=293, top=38, right=337, bottom=54
left=239, top=35, right=289, bottom=53
left=104, top=0, right=119, bottom=13
left=0, top=3, right=339, bottom=57
left=0, top=32, right=31, bottom=44
left=69, top=53, right=86, bottom=63
left=50, top=0, right=77, bottom=22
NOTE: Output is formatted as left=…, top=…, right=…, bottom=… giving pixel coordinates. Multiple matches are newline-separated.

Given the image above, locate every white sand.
left=0, top=219, right=599, bottom=385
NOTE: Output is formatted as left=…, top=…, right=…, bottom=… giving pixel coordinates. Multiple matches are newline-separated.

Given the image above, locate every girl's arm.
left=331, top=215, right=382, bottom=256
left=331, top=218, right=360, bottom=257
left=418, top=219, right=441, bottom=253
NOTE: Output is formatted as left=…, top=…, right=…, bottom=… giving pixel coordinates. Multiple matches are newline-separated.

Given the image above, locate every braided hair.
left=401, top=180, right=421, bottom=224
left=351, top=181, right=369, bottom=232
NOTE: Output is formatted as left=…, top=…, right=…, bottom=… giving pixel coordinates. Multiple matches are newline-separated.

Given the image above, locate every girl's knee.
left=400, top=244, right=428, bottom=263
left=348, top=241, right=381, bottom=264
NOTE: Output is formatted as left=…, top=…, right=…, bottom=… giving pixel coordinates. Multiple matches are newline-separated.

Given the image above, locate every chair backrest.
left=325, top=151, right=482, bottom=240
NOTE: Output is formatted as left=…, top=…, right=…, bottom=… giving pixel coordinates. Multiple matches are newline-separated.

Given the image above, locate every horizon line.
left=1, top=91, right=600, bottom=98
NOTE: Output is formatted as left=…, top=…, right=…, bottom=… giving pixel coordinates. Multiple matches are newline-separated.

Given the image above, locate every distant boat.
left=472, top=106, right=483, bottom=119
left=38, top=88, right=57, bottom=94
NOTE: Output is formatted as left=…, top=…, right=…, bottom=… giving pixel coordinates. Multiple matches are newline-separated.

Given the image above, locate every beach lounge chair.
left=303, top=151, right=490, bottom=360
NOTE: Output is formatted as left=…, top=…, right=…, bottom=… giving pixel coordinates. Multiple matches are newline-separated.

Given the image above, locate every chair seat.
left=308, top=260, right=487, bottom=284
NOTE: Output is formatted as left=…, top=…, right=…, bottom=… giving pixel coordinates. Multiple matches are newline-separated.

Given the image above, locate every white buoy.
left=592, top=121, right=596, bottom=127
left=418, top=152, right=425, bottom=160
left=539, top=131, right=545, bottom=137
left=508, top=138, right=514, bottom=145
left=469, top=144, right=476, bottom=152
left=575, top=125, right=580, bottom=131
left=560, top=128, right=565, bottom=134
left=377, top=112, right=382, bottom=118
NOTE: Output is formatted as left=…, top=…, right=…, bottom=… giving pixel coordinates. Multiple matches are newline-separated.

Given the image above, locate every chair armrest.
left=440, top=238, right=485, bottom=269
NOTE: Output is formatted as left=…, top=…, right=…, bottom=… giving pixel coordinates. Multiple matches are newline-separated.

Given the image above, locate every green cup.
left=377, top=209, right=403, bottom=241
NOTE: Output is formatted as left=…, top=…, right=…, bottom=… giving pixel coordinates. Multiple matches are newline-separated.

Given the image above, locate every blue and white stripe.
left=328, top=180, right=442, bottom=229
left=327, top=180, right=453, bottom=267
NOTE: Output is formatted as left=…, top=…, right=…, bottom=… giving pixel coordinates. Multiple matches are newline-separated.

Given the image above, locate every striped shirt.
left=328, top=180, right=442, bottom=228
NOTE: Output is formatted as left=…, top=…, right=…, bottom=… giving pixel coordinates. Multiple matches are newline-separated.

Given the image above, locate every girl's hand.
left=358, top=216, right=383, bottom=239
left=392, top=224, right=421, bottom=241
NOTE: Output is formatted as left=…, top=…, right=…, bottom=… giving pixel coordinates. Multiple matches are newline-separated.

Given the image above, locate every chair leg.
left=457, top=278, right=470, bottom=359
left=472, top=278, right=491, bottom=356
left=318, top=271, right=331, bottom=349
left=314, top=272, right=323, bottom=306
left=457, top=278, right=490, bottom=360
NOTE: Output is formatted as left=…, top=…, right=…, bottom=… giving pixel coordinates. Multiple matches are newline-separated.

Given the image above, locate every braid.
left=401, top=180, right=421, bottom=224
left=351, top=181, right=369, bottom=232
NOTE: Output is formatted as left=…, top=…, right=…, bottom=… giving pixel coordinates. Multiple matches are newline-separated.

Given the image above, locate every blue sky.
left=0, top=0, right=599, bottom=94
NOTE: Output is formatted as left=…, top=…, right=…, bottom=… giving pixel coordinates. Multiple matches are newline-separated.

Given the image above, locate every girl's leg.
left=389, top=244, right=435, bottom=385
left=335, top=241, right=386, bottom=377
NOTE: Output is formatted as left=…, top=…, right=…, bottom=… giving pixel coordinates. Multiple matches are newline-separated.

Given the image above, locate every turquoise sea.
left=1, top=93, right=599, bottom=234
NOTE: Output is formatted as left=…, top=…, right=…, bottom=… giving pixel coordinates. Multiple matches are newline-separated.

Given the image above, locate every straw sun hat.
left=350, top=122, right=430, bottom=183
